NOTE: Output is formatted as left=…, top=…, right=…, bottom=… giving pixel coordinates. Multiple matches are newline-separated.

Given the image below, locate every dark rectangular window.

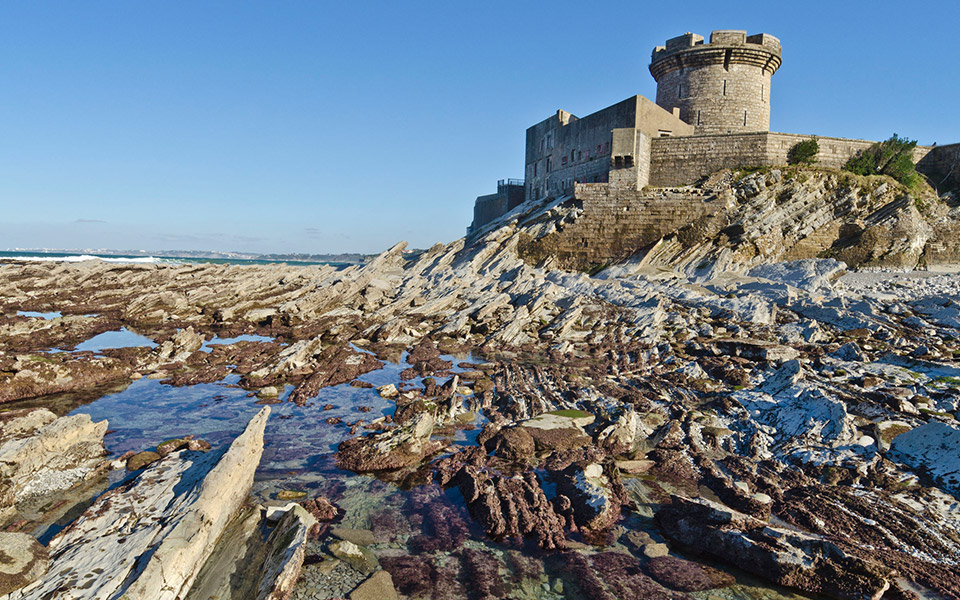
left=570, top=149, right=575, bottom=161
left=697, top=110, right=701, bottom=126
left=723, top=80, right=727, bottom=95
left=546, top=157, right=552, bottom=173
left=743, top=110, right=747, bottom=126
left=678, top=85, right=682, bottom=98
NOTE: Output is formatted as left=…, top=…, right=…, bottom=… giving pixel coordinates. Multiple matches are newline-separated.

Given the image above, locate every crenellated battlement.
left=650, top=30, right=782, bottom=135
left=650, top=30, right=782, bottom=79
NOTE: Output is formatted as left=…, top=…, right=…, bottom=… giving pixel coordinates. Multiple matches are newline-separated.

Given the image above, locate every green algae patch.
left=546, top=409, right=591, bottom=419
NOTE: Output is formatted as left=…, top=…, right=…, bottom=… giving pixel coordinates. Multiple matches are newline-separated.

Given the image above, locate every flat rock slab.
left=348, top=571, right=398, bottom=600
left=13, top=406, right=269, bottom=600
left=890, top=422, right=960, bottom=496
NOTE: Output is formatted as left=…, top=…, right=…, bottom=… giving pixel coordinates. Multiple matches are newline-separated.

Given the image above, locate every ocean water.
left=0, top=250, right=348, bottom=267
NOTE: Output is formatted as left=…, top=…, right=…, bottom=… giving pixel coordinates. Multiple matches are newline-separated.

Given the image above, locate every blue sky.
left=2, top=1, right=958, bottom=255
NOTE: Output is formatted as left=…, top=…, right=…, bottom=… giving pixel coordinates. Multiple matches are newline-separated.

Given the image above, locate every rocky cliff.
left=509, top=168, right=960, bottom=275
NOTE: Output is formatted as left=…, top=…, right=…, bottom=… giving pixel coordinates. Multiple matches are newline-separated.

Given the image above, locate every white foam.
left=2, top=254, right=166, bottom=264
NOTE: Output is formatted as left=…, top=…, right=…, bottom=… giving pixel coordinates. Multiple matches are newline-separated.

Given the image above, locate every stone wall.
left=917, top=143, right=960, bottom=192
left=648, top=132, right=769, bottom=186
left=518, top=183, right=725, bottom=270
left=648, top=132, right=935, bottom=187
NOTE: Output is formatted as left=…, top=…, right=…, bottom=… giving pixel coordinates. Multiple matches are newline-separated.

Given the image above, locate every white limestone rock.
left=14, top=407, right=269, bottom=600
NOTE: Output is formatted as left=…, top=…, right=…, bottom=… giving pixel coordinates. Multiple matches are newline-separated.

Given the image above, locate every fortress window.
left=533, top=162, right=538, bottom=177
left=546, top=158, right=552, bottom=173
left=658, top=130, right=672, bottom=137
left=697, top=110, right=702, bottom=126
left=624, top=155, right=634, bottom=167
left=723, top=80, right=727, bottom=96
left=743, top=110, right=748, bottom=126
left=614, top=156, right=623, bottom=168
left=571, top=149, right=575, bottom=162
left=540, top=139, right=545, bottom=153
left=678, top=84, right=682, bottom=98
left=578, top=150, right=582, bottom=160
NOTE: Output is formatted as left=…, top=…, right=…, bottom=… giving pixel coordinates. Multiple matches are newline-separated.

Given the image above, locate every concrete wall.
left=610, top=129, right=652, bottom=188
left=650, top=30, right=781, bottom=135
left=524, top=96, right=691, bottom=201
left=648, top=131, right=935, bottom=187
left=471, top=192, right=508, bottom=233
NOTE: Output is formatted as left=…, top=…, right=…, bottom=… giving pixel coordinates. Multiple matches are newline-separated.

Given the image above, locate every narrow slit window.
left=743, top=110, right=747, bottom=126
left=697, top=110, right=701, bottom=126
left=678, top=85, right=682, bottom=99
left=723, top=80, right=727, bottom=96
left=761, top=84, right=765, bottom=102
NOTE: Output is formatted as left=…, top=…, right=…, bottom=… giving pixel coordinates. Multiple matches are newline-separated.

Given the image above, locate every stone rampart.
left=648, top=132, right=934, bottom=187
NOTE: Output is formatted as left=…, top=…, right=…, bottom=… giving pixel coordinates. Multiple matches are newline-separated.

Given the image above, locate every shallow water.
left=17, top=310, right=62, bottom=319
left=42, top=352, right=817, bottom=599
left=73, top=327, right=158, bottom=351
left=200, top=334, right=276, bottom=352
left=64, top=352, right=473, bottom=499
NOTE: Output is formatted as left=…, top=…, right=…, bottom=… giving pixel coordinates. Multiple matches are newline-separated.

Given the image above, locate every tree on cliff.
left=844, top=134, right=921, bottom=187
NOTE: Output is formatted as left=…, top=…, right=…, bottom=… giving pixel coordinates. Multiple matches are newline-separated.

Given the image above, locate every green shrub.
left=787, top=137, right=819, bottom=165
left=843, top=134, right=921, bottom=187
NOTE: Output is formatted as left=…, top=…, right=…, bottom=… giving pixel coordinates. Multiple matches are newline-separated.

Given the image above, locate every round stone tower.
left=649, top=30, right=781, bottom=135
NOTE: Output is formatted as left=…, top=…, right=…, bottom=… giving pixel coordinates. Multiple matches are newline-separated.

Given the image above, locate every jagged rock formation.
left=514, top=168, right=960, bottom=274
left=1, top=166, right=960, bottom=598
left=11, top=407, right=269, bottom=600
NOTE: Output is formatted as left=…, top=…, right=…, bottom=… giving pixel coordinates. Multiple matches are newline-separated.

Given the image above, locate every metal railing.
left=497, top=178, right=525, bottom=188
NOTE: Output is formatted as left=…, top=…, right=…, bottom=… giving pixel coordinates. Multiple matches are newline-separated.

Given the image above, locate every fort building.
left=650, top=30, right=781, bottom=135
left=468, top=29, right=958, bottom=236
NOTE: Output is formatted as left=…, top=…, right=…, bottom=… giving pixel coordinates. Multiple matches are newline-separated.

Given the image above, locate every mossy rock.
left=546, top=409, right=591, bottom=419
left=126, top=451, right=161, bottom=471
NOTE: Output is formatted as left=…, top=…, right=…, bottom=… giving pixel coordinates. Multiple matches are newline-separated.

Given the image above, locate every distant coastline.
left=0, top=249, right=371, bottom=267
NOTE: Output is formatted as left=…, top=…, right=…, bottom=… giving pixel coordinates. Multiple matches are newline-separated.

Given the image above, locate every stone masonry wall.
left=648, top=132, right=769, bottom=186
left=917, top=143, right=960, bottom=192
left=648, top=132, right=935, bottom=187
left=518, top=183, right=725, bottom=270
left=654, top=63, right=772, bottom=135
